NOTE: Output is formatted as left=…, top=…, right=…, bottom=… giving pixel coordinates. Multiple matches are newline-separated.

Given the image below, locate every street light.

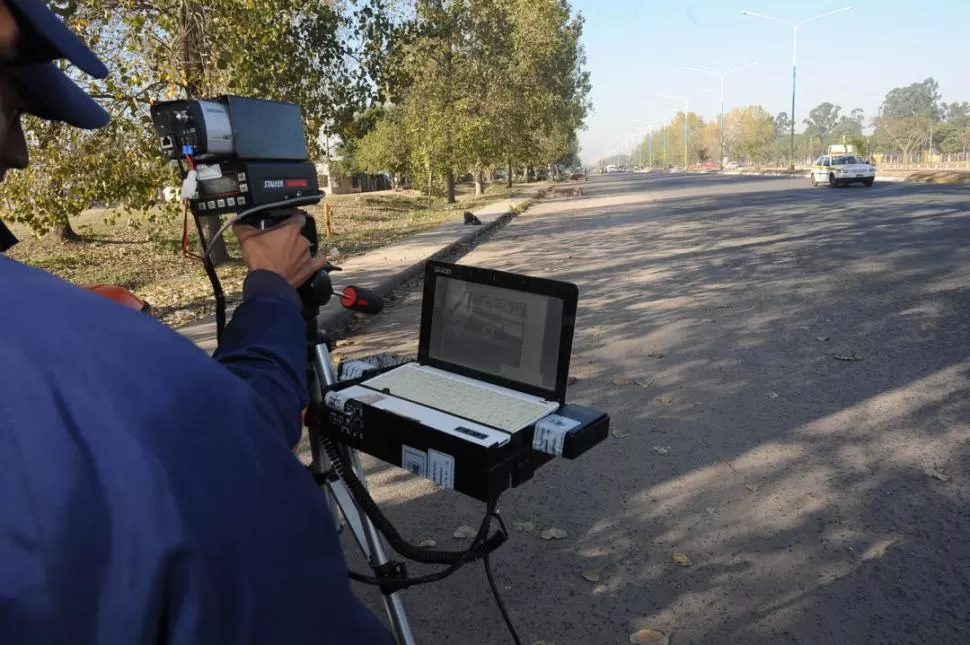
left=742, top=6, right=853, bottom=170
left=633, top=119, right=662, bottom=168
left=687, top=62, right=758, bottom=169
left=661, top=91, right=712, bottom=169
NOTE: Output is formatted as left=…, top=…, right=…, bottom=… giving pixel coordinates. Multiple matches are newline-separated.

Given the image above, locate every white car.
left=810, top=154, right=875, bottom=187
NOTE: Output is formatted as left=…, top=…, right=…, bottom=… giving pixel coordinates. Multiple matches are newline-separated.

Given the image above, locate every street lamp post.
left=633, top=119, right=659, bottom=168
left=661, top=95, right=690, bottom=169
left=662, top=111, right=668, bottom=166
left=645, top=125, right=653, bottom=167
left=687, top=62, right=757, bottom=169
left=742, top=6, right=853, bottom=170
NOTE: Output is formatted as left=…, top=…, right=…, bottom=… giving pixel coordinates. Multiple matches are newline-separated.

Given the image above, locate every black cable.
left=321, top=433, right=507, bottom=565
left=345, top=499, right=497, bottom=590
left=483, top=512, right=522, bottom=645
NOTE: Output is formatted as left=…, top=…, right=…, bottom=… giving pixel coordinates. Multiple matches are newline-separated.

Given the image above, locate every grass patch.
left=7, top=182, right=525, bottom=327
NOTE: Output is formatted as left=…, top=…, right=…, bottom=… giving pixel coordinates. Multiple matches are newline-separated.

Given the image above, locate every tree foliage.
left=879, top=77, right=944, bottom=120
left=625, top=76, right=970, bottom=167
left=354, top=0, right=590, bottom=199
left=726, top=106, right=775, bottom=163
left=803, top=102, right=842, bottom=140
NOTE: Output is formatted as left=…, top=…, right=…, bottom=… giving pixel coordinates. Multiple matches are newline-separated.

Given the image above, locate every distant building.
left=316, top=162, right=391, bottom=196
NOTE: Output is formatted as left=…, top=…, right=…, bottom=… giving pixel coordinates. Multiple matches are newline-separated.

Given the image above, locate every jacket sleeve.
left=213, top=270, right=307, bottom=447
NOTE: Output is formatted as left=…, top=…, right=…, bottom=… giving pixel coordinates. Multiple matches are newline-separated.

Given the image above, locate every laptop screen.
left=427, top=275, right=564, bottom=392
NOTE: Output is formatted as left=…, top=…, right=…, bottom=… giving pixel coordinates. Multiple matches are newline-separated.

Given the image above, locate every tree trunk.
left=202, top=218, right=231, bottom=265
left=56, top=218, right=81, bottom=242
left=506, top=158, right=513, bottom=188
left=446, top=170, right=456, bottom=204
left=179, top=0, right=232, bottom=265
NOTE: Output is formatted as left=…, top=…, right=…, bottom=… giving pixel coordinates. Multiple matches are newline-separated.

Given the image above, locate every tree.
left=946, top=101, right=970, bottom=123
left=774, top=111, right=792, bottom=138
left=355, top=107, right=411, bottom=185
left=873, top=115, right=933, bottom=162
left=662, top=112, right=707, bottom=166
left=369, top=0, right=589, bottom=196
left=880, top=77, right=944, bottom=120
left=833, top=108, right=864, bottom=138
left=938, top=101, right=970, bottom=156
left=803, top=102, right=843, bottom=140
left=874, top=78, right=945, bottom=161
left=725, top=106, right=775, bottom=164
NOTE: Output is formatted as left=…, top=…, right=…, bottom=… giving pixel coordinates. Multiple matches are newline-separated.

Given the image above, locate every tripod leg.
left=345, top=447, right=417, bottom=645
left=326, top=478, right=371, bottom=558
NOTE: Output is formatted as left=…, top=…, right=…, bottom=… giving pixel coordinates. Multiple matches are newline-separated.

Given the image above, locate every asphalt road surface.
left=327, top=172, right=970, bottom=645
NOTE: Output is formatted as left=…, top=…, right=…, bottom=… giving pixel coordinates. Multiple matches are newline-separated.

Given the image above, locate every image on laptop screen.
left=427, top=275, right=564, bottom=391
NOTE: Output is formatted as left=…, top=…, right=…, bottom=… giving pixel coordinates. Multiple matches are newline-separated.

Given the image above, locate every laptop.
left=330, top=261, right=578, bottom=445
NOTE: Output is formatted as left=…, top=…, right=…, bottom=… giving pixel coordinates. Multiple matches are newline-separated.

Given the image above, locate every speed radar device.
left=150, top=96, right=321, bottom=217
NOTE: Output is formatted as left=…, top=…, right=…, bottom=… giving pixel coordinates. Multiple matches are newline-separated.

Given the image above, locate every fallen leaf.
left=652, top=446, right=671, bottom=455
left=767, top=391, right=779, bottom=399
left=567, top=376, right=578, bottom=385
left=815, top=336, right=830, bottom=342
left=744, top=484, right=759, bottom=493
left=717, top=304, right=732, bottom=309
left=672, top=552, right=692, bottom=567
left=612, top=378, right=632, bottom=386
left=833, top=352, right=862, bottom=362
left=926, top=468, right=951, bottom=482
left=656, top=396, right=673, bottom=405
left=418, top=539, right=437, bottom=548
left=647, top=352, right=665, bottom=359
left=513, top=521, right=536, bottom=532
left=701, top=318, right=715, bottom=323
left=629, top=628, right=669, bottom=645
left=580, top=569, right=601, bottom=582
left=635, top=379, right=654, bottom=388
left=540, top=527, right=568, bottom=540
left=612, top=429, right=631, bottom=438
left=453, top=525, right=477, bottom=539
left=705, top=505, right=718, bottom=515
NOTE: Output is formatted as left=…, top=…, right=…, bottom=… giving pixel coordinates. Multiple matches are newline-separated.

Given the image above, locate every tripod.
left=297, top=269, right=417, bottom=645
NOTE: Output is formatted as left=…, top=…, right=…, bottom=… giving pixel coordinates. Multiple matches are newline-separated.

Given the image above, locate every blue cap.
left=8, top=0, right=109, bottom=129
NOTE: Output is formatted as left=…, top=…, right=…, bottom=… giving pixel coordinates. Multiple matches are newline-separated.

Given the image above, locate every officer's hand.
left=233, top=214, right=330, bottom=288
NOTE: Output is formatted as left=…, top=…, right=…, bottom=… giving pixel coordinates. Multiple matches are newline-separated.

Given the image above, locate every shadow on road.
left=325, top=176, right=970, bottom=644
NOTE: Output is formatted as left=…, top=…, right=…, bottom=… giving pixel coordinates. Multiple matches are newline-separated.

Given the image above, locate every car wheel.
left=863, top=179, right=874, bottom=187
left=829, top=173, right=838, bottom=188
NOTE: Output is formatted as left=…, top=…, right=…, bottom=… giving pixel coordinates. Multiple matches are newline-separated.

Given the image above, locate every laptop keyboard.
left=365, top=367, right=552, bottom=432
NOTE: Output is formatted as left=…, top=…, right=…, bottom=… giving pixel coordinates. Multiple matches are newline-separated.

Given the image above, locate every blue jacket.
left=0, top=256, right=393, bottom=644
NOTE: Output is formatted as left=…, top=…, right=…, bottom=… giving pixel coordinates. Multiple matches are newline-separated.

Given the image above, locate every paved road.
left=328, top=172, right=970, bottom=645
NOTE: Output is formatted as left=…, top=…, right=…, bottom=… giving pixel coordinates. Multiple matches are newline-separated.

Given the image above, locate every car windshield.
left=831, top=155, right=859, bottom=165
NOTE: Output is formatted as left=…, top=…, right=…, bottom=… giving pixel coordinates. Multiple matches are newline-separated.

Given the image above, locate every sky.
left=573, top=0, right=970, bottom=163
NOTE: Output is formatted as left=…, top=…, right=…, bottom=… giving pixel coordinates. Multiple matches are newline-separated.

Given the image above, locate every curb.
left=317, top=201, right=531, bottom=337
